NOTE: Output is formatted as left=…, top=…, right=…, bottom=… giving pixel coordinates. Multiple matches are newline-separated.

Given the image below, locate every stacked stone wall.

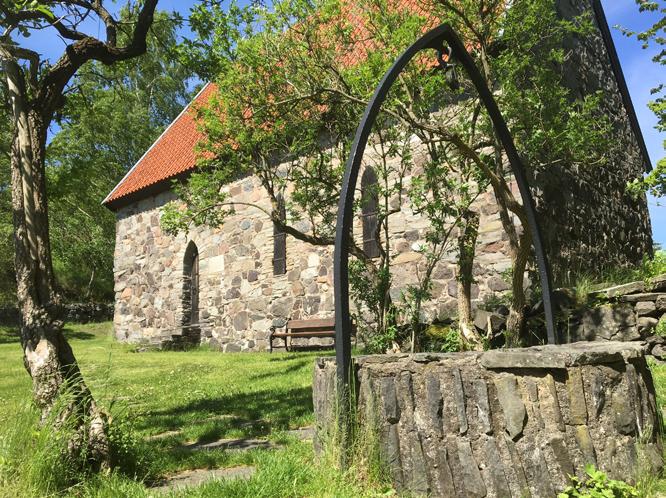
left=313, top=342, right=663, bottom=497
left=563, top=275, right=666, bottom=342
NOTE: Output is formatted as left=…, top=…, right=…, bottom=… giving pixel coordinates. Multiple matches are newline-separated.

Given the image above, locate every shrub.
left=423, top=324, right=462, bottom=352
left=558, top=464, right=638, bottom=498
left=107, top=412, right=154, bottom=482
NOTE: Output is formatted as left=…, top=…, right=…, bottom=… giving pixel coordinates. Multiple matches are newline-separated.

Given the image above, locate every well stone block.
left=313, top=341, right=662, bottom=497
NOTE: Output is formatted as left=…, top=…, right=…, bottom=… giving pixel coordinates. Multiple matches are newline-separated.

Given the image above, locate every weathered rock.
left=657, top=295, right=666, bottom=312
left=151, top=465, right=255, bottom=492
left=579, top=304, right=637, bottom=341
left=635, top=301, right=657, bottom=317
left=619, top=293, right=662, bottom=303
left=638, top=317, right=659, bottom=335
left=494, top=375, right=526, bottom=440
left=456, top=440, right=486, bottom=497
left=181, top=437, right=278, bottom=452
left=648, top=274, right=666, bottom=292
left=474, top=310, right=506, bottom=334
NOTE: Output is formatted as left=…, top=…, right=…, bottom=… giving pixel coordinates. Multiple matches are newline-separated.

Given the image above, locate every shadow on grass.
left=0, top=326, right=97, bottom=343
left=0, top=327, right=19, bottom=344
left=143, top=385, right=313, bottom=442
left=62, top=327, right=96, bottom=341
left=249, top=358, right=312, bottom=381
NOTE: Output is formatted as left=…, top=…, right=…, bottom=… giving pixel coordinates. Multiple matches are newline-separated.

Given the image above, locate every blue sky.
left=15, top=0, right=666, bottom=246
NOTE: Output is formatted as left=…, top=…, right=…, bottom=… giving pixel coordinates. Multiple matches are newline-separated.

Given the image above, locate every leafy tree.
left=45, top=11, right=193, bottom=302
left=0, top=104, right=13, bottom=306
left=623, top=1, right=665, bottom=199
left=168, top=0, right=615, bottom=349
left=0, top=0, right=158, bottom=470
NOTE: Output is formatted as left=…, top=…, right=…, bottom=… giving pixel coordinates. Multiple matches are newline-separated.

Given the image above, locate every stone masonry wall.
left=113, top=168, right=515, bottom=351
left=563, top=275, right=666, bottom=342
left=313, top=342, right=663, bottom=497
left=534, top=0, right=653, bottom=279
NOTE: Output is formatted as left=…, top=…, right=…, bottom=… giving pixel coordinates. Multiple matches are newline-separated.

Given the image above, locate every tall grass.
left=568, top=250, right=666, bottom=297
left=315, top=378, right=392, bottom=494
left=0, top=400, right=82, bottom=497
left=0, top=394, right=154, bottom=497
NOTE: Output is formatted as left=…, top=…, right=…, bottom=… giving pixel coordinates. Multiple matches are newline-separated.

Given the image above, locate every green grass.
left=0, top=323, right=387, bottom=497
left=650, top=361, right=666, bottom=496
left=3, top=322, right=666, bottom=496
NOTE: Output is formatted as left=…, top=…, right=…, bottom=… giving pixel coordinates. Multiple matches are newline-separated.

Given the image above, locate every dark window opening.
left=273, top=195, right=287, bottom=275
left=361, top=167, right=380, bottom=259
left=184, top=241, right=200, bottom=325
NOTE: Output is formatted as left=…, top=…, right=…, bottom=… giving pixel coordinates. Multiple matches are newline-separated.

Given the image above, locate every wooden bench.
left=269, top=318, right=339, bottom=353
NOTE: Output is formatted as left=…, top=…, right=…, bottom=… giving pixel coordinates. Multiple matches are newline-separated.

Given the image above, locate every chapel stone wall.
left=113, top=169, right=514, bottom=351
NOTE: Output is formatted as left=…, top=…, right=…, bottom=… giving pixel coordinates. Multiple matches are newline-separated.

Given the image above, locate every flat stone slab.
left=479, top=341, right=646, bottom=369
left=145, top=430, right=182, bottom=441
left=618, top=292, right=663, bottom=302
left=181, top=437, right=279, bottom=451
left=285, top=426, right=314, bottom=441
left=318, top=341, right=647, bottom=371
left=593, top=281, right=645, bottom=298
left=151, top=465, right=255, bottom=492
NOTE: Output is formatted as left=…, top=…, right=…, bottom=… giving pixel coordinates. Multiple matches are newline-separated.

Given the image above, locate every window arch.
left=273, top=195, right=287, bottom=275
left=361, top=167, right=380, bottom=258
left=183, top=241, right=199, bottom=325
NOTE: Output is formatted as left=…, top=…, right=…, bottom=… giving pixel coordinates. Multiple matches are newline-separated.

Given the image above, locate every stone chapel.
left=103, top=0, right=653, bottom=351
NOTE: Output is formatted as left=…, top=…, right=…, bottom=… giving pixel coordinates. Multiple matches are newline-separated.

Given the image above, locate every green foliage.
left=170, top=0, right=628, bottom=351
left=423, top=323, right=462, bottom=352
left=0, top=394, right=103, bottom=495
left=655, top=315, right=666, bottom=337
left=107, top=413, right=154, bottom=482
left=566, top=250, right=666, bottom=301
left=0, top=11, right=194, bottom=304
left=621, top=2, right=666, bottom=199
left=558, top=465, right=639, bottom=498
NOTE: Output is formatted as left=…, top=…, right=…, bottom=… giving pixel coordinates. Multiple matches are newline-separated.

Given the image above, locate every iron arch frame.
left=333, top=23, right=557, bottom=392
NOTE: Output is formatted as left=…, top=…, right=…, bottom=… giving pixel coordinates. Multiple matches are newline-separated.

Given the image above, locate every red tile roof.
left=103, top=1, right=435, bottom=209
left=103, top=82, right=217, bottom=208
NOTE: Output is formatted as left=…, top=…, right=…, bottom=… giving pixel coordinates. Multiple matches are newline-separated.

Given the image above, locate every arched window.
left=361, top=167, right=380, bottom=258
left=273, top=195, right=287, bottom=275
left=183, top=241, right=199, bottom=325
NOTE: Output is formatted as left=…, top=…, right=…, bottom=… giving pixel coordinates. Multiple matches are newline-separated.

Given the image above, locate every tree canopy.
left=166, top=0, right=613, bottom=349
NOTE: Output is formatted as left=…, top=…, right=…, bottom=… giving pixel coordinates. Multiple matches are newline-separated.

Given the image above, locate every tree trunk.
left=5, top=60, right=110, bottom=470
left=456, top=209, right=483, bottom=350
left=505, top=230, right=532, bottom=347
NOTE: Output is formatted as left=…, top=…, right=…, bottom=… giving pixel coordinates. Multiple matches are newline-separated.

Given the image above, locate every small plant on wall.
left=558, top=465, right=638, bottom=498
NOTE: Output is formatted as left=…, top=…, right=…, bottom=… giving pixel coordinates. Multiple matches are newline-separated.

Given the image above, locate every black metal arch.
left=333, top=23, right=557, bottom=390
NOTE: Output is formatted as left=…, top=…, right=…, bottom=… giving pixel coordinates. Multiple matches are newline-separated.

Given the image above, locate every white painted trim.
left=102, top=82, right=213, bottom=205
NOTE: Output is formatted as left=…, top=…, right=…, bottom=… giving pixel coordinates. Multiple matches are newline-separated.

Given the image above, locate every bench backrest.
left=286, top=318, right=335, bottom=332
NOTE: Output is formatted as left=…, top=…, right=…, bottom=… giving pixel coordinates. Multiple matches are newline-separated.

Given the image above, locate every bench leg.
left=284, top=336, right=289, bottom=352
left=269, top=328, right=274, bottom=353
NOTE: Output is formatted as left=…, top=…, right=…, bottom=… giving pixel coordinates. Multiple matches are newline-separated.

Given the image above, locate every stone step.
left=150, top=465, right=255, bottom=492
left=181, top=437, right=279, bottom=452
left=285, top=426, right=314, bottom=441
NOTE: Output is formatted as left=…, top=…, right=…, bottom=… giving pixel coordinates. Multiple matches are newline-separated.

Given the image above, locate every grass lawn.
left=0, top=323, right=386, bottom=497
left=0, top=322, right=665, bottom=497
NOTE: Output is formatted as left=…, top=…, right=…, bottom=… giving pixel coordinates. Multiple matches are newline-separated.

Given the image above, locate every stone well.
left=313, top=342, right=663, bottom=497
